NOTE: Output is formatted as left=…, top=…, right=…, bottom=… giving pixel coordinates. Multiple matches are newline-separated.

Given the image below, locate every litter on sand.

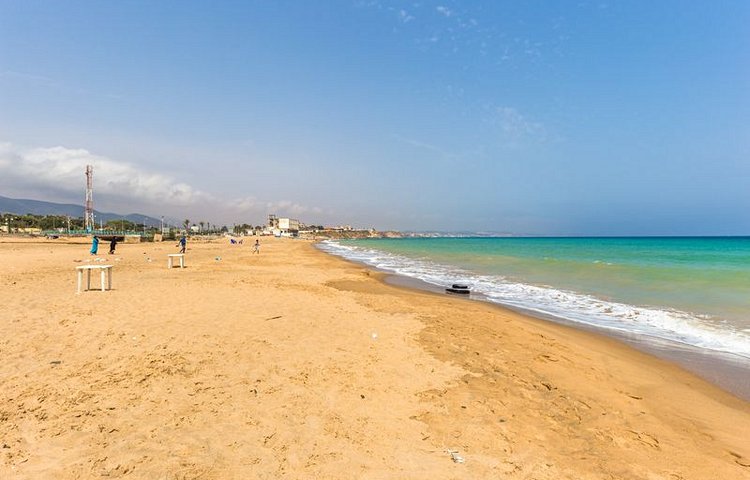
left=447, top=449, right=465, bottom=464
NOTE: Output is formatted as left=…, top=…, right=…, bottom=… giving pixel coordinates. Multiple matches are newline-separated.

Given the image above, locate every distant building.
left=279, top=218, right=299, bottom=237
left=326, top=225, right=354, bottom=232
left=265, top=214, right=299, bottom=237
left=267, top=214, right=279, bottom=229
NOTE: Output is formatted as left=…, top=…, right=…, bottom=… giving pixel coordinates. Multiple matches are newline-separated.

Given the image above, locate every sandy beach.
left=1, top=236, right=749, bottom=479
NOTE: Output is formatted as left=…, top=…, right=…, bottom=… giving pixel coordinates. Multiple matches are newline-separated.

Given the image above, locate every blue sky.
left=1, top=1, right=748, bottom=234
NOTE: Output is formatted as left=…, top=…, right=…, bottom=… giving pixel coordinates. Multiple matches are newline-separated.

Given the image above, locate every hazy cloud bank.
left=0, top=141, right=321, bottom=223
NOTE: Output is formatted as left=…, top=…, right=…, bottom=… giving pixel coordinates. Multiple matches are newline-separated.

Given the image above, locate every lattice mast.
left=84, top=165, right=94, bottom=232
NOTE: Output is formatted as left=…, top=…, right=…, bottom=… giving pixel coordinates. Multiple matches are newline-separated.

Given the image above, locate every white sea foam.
left=318, top=240, right=750, bottom=359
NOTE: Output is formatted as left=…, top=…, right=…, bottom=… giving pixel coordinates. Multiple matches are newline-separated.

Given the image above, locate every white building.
left=278, top=218, right=299, bottom=237
left=265, top=214, right=300, bottom=237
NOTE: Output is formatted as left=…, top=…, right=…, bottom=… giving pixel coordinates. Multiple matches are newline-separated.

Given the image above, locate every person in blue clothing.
left=90, top=235, right=99, bottom=255
left=177, top=234, right=187, bottom=253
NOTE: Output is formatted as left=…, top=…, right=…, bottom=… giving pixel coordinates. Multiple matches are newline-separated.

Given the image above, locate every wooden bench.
left=168, top=253, right=185, bottom=268
left=76, top=265, right=113, bottom=294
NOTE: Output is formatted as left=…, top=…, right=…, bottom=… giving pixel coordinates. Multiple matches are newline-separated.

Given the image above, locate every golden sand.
left=1, top=237, right=748, bottom=479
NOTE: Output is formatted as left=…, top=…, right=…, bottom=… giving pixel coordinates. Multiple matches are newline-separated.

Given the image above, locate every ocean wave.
left=318, top=240, right=750, bottom=359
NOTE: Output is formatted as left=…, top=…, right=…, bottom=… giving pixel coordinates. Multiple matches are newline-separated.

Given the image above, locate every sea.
left=318, top=237, right=750, bottom=367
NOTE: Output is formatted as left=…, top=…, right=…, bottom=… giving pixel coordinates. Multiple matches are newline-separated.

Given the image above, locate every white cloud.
left=0, top=141, right=323, bottom=223
left=436, top=6, right=453, bottom=17
left=266, top=200, right=323, bottom=217
left=398, top=9, right=414, bottom=23
left=360, top=2, right=559, bottom=68
left=230, top=197, right=314, bottom=216
left=0, top=142, right=210, bottom=206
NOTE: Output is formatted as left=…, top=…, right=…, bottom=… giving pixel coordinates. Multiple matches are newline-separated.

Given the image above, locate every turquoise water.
left=319, top=237, right=750, bottom=358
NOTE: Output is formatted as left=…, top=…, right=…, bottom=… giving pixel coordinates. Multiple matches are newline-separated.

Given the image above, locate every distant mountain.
left=0, top=195, right=163, bottom=227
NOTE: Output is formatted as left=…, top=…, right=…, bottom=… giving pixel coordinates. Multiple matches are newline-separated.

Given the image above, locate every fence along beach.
left=0, top=236, right=748, bottom=478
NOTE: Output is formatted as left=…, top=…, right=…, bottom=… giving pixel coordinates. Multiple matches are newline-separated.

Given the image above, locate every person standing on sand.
left=177, top=234, right=187, bottom=253
left=109, top=237, right=117, bottom=254
left=253, top=239, right=260, bottom=254
left=90, top=235, right=99, bottom=255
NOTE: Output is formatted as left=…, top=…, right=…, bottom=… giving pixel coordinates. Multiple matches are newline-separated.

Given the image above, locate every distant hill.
left=0, top=195, right=163, bottom=227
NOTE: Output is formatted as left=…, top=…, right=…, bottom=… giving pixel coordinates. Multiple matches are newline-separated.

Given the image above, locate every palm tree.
left=199, top=221, right=205, bottom=233
left=183, top=219, right=190, bottom=233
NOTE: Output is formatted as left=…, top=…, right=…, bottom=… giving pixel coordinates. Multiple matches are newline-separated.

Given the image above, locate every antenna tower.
left=84, top=165, right=94, bottom=232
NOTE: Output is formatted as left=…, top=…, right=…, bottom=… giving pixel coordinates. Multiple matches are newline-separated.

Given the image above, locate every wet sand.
left=382, top=273, right=750, bottom=402
left=1, top=237, right=749, bottom=479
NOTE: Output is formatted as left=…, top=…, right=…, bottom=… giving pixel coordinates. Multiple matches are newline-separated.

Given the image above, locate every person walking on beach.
left=108, top=237, right=117, bottom=255
left=90, top=235, right=99, bottom=255
left=253, top=239, right=260, bottom=254
left=177, top=234, right=187, bottom=253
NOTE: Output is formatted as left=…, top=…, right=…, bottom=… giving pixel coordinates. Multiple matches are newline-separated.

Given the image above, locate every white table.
left=76, top=265, right=113, bottom=294
left=168, top=253, right=185, bottom=268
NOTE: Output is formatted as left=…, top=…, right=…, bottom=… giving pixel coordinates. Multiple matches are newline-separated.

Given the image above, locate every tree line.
left=1, top=213, right=83, bottom=230
left=0, top=213, right=159, bottom=232
left=1, top=213, right=276, bottom=235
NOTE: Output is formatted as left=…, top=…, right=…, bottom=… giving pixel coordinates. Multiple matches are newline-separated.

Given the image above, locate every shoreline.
left=317, top=243, right=750, bottom=402
left=308, top=240, right=750, bottom=476
left=2, top=237, right=749, bottom=478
